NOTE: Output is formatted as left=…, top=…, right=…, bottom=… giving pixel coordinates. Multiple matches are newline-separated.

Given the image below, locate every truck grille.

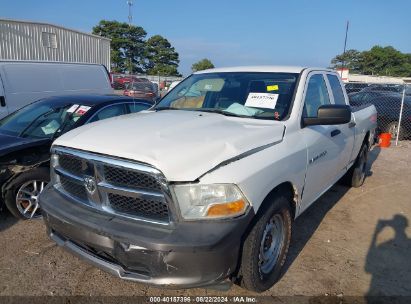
left=59, top=154, right=84, bottom=175
left=53, top=148, right=171, bottom=224
left=59, top=176, right=88, bottom=201
left=104, top=166, right=162, bottom=191
left=108, top=193, right=169, bottom=221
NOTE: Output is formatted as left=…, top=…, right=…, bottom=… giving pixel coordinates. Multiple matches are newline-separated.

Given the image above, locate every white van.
left=0, top=61, right=113, bottom=119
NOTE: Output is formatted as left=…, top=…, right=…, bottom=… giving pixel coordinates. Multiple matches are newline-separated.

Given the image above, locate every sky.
left=1, top=0, right=411, bottom=75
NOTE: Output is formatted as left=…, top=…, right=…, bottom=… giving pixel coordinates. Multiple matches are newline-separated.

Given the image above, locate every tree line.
left=330, top=45, right=411, bottom=77
left=93, top=20, right=215, bottom=76
left=92, top=20, right=180, bottom=76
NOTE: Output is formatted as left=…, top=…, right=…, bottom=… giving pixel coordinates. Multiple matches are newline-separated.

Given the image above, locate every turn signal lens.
left=173, top=184, right=249, bottom=220
left=206, top=199, right=247, bottom=217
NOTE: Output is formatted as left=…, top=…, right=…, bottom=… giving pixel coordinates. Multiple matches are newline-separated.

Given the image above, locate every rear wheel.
left=343, top=144, right=368, bottom=188
left=238, top=194, right=292, bottom=292
left=386, top=121, right=406, bottom=141
left=4, top=168, right=49, bottom=220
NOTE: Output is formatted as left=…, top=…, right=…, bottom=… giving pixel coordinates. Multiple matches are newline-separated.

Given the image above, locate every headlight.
left=172, top=184, right=249, bottom=220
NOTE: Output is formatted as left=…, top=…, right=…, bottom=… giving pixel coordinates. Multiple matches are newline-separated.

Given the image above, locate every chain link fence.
left=347, top=82, right=411, bottom=145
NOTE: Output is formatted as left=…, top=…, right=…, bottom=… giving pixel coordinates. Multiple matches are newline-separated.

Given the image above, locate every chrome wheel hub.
left=16, top=180, right=47, bottom=219
left=389, top=124, right=398, bottom=138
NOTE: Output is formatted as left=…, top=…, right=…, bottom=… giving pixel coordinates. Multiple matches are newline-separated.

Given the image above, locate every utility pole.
left=127, top=0, right=133, bottom=75
left=340, top=21, right=350, bottom=78
left=127, top=0, right=133, bottom=25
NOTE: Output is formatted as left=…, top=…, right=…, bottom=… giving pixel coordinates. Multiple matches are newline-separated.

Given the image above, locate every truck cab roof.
left=194, top=66, right=335, bottom=74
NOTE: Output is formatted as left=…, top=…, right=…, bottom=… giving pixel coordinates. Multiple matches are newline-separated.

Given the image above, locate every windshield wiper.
left=155, top=107, right=180, bottom=111
left=193, top=109, right=257, bottom=119
left=155, top=107, right=262, bottom=119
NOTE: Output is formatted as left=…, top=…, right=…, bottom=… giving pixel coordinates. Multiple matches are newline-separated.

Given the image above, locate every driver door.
left=299, top=73, right=342, bottom=212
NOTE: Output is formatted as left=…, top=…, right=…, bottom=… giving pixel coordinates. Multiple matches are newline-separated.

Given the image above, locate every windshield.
left=156, top=72, right=299, bottom=120
left=0, top=102, right=89, bottom=139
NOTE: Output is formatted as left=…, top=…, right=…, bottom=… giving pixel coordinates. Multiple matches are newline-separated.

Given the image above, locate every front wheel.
left=238, top=194, right=292, bottom=292
left=4, top=168, right=49, bottom=220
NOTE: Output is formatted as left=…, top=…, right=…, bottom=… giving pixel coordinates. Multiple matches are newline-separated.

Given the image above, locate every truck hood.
left=54, top=110, right=285, bottom=181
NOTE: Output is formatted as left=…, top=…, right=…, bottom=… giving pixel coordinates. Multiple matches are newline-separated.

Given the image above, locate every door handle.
left=348, top=121, right=356, bottom=128
left=331, top=129, right=341, bottom=137
left=0, top=96, right=5, bottom=107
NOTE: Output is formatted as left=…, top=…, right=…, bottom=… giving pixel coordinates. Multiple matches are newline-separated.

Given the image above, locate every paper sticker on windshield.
left=267, top=85, right=279, bottom=91
left=245, top=93, right=279, bottom=109
left=75, top=105, right=91, bottom=116
left=67, top=104, right=79, bottom=113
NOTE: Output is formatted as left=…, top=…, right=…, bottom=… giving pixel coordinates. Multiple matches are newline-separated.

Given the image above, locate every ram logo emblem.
left=84, top=176, right=97, bottom=195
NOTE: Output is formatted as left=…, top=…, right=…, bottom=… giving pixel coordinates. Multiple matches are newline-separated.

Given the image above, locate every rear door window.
left=327, top=74, right=346, bottom=105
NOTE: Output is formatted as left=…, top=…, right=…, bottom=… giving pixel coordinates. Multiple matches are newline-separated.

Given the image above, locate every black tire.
left=343, top=144, right=368, bottom=188
left=238, top=193, right=292, bottom=292
left=4, top=167, right=49, bottom=220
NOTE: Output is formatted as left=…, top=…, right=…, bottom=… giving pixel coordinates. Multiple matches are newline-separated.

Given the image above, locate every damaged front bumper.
left=40, top=186, right=254, bottom=288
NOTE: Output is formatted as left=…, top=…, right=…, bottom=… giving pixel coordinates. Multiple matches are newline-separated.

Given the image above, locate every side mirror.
left=303, top=104, right=351, bottom=126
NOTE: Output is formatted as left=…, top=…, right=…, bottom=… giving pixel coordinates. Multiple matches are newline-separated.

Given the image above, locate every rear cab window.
left=327, top=74, right=347, bottom=105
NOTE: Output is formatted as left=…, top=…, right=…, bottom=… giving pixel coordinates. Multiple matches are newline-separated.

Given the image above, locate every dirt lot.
left=0, top=143, right=410, bottom=299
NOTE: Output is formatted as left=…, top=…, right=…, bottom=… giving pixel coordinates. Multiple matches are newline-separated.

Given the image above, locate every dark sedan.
left=349, top=92, right=411, bottom=140
left=345, top=82, right=371, bottom=94
left=358, top=84, right=411, bottom=96
left=0, top=95, right=151, bottom=219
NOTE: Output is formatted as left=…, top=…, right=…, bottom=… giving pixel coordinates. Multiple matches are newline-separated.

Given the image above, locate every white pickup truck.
left=40, top=66, right=377, bottom=292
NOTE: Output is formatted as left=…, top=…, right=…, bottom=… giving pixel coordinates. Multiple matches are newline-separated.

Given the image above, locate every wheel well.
left=259, top=182, right=297, bottom=220
left=232, top=181, right=298, bottom=282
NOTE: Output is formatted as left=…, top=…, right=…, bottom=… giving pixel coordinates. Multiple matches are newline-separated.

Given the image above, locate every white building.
left=336, top=68, right=405, bottom=84
left=0, top=19, right=111, bottom=70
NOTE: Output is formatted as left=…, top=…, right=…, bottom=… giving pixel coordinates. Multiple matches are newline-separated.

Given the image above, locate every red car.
left=123, top=81, right=158, bottom=103
left=111, top=74, right=140, bottom=90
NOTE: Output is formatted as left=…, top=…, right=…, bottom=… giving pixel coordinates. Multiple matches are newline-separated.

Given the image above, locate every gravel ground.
left=0, top=142, right=410, bottom=300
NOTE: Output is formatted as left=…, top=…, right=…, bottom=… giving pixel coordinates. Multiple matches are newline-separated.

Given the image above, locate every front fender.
left=0, top=160, right=49, bottom=198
